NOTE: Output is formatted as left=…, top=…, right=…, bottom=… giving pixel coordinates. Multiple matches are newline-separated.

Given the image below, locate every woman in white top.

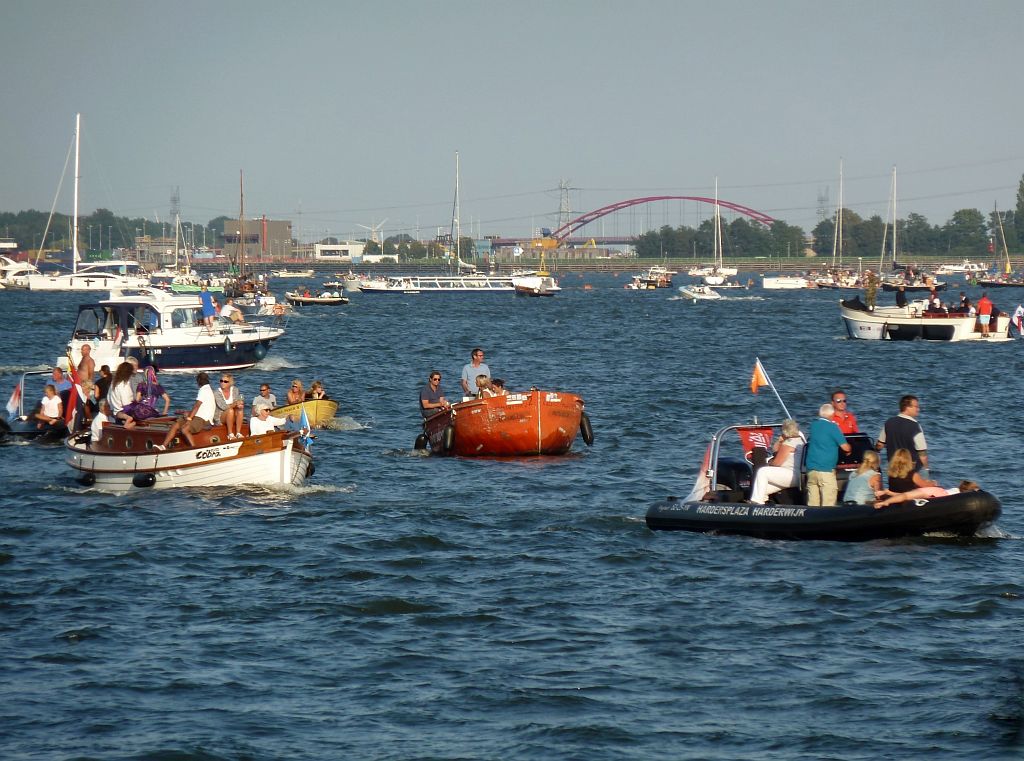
left=106, top=362, right=138, bottom=429
left=749, top=419, right=804, bottom=505
left=34, top=384, right=64, bottom=429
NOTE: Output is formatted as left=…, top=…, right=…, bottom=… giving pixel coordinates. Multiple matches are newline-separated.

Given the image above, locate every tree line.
left=5, top=174, right=1024, bottom=262
left=632, top=174, right=1024, bottom=262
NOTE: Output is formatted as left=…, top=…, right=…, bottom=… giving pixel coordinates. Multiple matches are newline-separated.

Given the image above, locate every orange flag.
left=750, top=359, right=768, bottom=395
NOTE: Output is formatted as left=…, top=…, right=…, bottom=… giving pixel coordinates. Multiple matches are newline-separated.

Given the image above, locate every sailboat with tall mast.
left=359, top=152, right=520, bottom=294
left=702, top=178, right=738, bottom=286
left=28, top=114, right=151, bottom=291
left=977, top=203, right=1024, bottom=287
left=879, top=166, right=945, bottom=292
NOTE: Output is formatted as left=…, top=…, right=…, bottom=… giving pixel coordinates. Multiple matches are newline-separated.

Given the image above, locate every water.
left=2, top=277, right=1024, bottom=760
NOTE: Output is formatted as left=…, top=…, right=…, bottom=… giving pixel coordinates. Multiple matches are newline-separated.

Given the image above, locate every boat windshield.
left=72, top=305, right=113, bottom=338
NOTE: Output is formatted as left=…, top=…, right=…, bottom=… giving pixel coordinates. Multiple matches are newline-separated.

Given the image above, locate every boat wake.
left=254, top=355, right=301, bottom=371
left=325, top=415, right=369, bottom=431
left=0, top=363, right=52, bottom=376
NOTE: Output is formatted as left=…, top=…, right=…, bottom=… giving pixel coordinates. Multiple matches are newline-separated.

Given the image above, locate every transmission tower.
left=816, top=186, right=830, bottom=224
left=558, top=179, right=573, bottom=231
left=170, top=186, right=181, bottom=222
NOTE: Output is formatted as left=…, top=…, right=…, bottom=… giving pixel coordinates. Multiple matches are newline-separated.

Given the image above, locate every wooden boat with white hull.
left=645, top=423, right=1000, bottom=541
left=416, top=390, right=593, bottom=457
left=66, top=419, right=313, bottom=491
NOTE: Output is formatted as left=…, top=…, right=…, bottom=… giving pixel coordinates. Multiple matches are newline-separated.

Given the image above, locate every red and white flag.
left=65, top=350, right=87, bottom=427
left=5, top=384, right=21, bottom=417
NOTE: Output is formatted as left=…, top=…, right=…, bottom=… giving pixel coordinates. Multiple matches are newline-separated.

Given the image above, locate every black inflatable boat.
left=646, top=423, right=1001, bottom=542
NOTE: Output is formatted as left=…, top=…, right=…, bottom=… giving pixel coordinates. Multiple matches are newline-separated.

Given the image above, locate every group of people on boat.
left=419, top=347, right=511, bottom=417
left=746, top=390, right=980, bottom=509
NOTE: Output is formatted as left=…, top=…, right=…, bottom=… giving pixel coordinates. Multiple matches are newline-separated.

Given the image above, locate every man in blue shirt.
left=805, top=403, right=852, bottom=506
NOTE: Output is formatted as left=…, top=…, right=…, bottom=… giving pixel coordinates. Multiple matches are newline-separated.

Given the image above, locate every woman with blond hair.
left=842, top=450, right=882, bottom=504
left=884, top=448, right=937, bottom=493
left=213, top=373, right=245, bottom=440
left=286, top=379, right=305, bottom=405
left=749, top=419, right=803, bottom=505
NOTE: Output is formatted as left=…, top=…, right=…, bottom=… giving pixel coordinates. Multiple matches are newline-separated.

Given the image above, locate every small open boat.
left=270, top=399, right=338, bottom=428
left=66, top=418, right=313, bottom=491
left=678, top=284, right=722, bottom=301
left=285, top=292, right=349, bottom=306
left=645, top=423, right=1000, bottom=541
left=416, top=390, right=593, bottom=457
left=1, top=370, right=71, bottom=444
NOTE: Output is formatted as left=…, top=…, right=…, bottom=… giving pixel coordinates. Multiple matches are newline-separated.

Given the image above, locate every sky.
left=3, top=0, right=1023, bottom=243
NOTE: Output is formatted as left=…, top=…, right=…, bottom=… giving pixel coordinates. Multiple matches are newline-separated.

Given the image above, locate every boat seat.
left=716, top=457, right=754, bottom=502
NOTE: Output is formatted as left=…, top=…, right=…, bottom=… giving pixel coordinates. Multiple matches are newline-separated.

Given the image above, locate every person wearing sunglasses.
left=420, top=371, right=449, bottom=418
left=213, top=373, right=246, bottom=440
left=830, top=389, right=859, bottom=434
left=287, top=379, right=305, bottom=405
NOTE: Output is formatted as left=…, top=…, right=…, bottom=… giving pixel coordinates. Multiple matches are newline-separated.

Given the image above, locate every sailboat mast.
left=891, top=166, right=898, bottom=269
left=995, top=202, right=1012, bottom=274
left=72, top=112, right=80, bottom=274
left=831, top=159, right=843, bottom=269
left=714, top=177, right=724, bottom=270
left=454, top=151, right=461, bottom=268
left=238, top=170, right=245, bottom=279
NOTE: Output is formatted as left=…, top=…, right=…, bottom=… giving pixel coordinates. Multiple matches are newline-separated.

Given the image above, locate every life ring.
left=441, top=425, right=455, bottom=453
left=273, top=303, right=285, bottom=316
left=579, top=412, right=594, bottom=446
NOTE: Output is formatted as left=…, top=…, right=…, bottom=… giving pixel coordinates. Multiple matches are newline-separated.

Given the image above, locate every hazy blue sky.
left=3, top=0, right=1022, bottom=242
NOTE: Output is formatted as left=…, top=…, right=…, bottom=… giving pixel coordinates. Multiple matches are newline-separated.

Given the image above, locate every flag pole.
left=755, top=357, right=793, bottom=420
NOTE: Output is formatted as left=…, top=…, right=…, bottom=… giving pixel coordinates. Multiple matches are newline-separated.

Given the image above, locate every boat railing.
left=10, top=370, right=53, bottom=419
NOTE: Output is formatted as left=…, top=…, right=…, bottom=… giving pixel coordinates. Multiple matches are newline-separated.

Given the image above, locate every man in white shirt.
left=90, top=400, right=111, bottom=444
left=220, top=297, right=245, bottom=324
left=249, top=406, right=288, bottom=436
left=155, top=372, right=215, bottom=450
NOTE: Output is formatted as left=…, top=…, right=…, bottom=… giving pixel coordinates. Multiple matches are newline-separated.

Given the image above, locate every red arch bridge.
left=490, top=196, right=776, bottom=248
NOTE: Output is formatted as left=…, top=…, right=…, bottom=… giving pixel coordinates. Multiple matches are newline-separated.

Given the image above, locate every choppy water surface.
left=2, top=277, right=1024, bottom=760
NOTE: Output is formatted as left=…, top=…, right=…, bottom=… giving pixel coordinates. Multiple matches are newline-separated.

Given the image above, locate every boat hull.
left=271, top=399, right=339, bottom=428
left=286, top=293, right=349, bottom=306
left=66, top=421, right=312, bottom=492
left=840, top=300, right=1012, bottom=341
left=645, top=491, right=1001, bottom=541
left=422, top=391, right=587, bottom=457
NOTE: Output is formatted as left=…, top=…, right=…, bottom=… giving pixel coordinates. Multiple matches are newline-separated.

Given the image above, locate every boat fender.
left=224, top=336, right=234, bottom=353
left=414, top=433, right=429, bottom=450
left=441, top=425, right=455, bottom=453
left=306, top=462, right=315, bottom=479
left=253, top=342, right=268, bottom=360
left=132, top=472, right=156, bottom=488
left=579, top=412, right=594, bottom=446
left=77, top=472, right=96, bottom=487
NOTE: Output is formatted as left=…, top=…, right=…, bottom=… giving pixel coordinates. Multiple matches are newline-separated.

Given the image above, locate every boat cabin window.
left=170, top=307, right=198, bottom=329
left=72, top=306, right=109, bottom=338
left=128, top=306, right=160, bottom=333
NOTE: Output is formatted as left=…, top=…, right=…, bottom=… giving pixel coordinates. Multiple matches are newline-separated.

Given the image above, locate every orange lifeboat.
left=418, top=390, right=592, bottom=457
